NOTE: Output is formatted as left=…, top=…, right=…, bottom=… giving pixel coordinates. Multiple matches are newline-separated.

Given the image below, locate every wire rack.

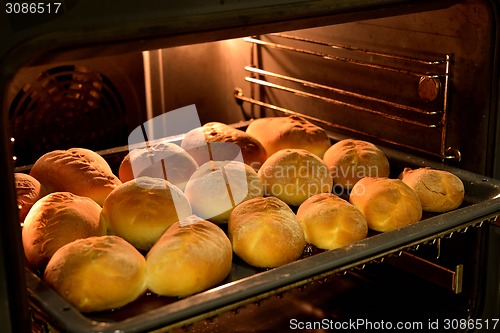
left=235, top=33, right=458, bottom=161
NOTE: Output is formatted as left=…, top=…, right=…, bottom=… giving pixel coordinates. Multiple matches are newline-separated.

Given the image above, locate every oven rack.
left=162, top=136, right=500, bottom=330
left=237, top=33, right=457, bottom=162
left=169, top=213, right=496, bottom=332
left=235, top=88, right=460, bottom=162
left=24, top=136, right=500, bottom=333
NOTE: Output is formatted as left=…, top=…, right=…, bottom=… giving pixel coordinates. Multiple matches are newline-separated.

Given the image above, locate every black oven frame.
left=1, top=1, right=500, bottom=332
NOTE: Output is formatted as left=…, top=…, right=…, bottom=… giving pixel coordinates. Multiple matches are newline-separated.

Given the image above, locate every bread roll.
left=349, top=177, right=422, bottom=232
left=258, top=149, right=333, bottom=206
left=228, top=196, right=306, bottom=268
left=184, top=160, right=264, bottom=223
left=246, top=115, right=331, bottom=158
left=296, top=193, right=368, bottom=250
left=146, top=215, right=232, bottom=297
left=181, top=122, right=268, bottom=170
left=44, top=235, right=147, bottom=313
left=118, top=141, right=198, bottom=191
left=22, top=192, right=106, bottom=271
left=29, top=148, right=122, bottom=206
left=399, top=167, right=464, bottom=213
left=100, top=177, right=192, bottom=251
left=323, top=139, right=390, bottom=190
left=15, top=173, right=48, bottom=224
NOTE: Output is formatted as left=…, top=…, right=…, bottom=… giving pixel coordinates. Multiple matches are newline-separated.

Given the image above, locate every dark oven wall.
left=148, top=40, right=253, bottom=126
left=149, top=0, right=496, bottom=177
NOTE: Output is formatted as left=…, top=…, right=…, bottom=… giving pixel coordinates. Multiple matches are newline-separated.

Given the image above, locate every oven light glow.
left=203, top=281, right=238, bottom=293
left=142, top=50, right=161, bottom=122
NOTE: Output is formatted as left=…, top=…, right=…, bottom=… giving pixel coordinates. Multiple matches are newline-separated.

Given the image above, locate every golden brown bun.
left=258, top=149, right=333, bottom=206
left=399, top=167, right=464, bottom=213
left=14, top=173, right=48, bottom=224
left=184, top=160, right=264, bottom=223
left=44, top=235, right=147, bottom=313
left=118, top=141, right=198, bottom=191
left=349, top=177, right=422, bottom=232
left=146, top=215, right=232, bottom=297
left=29, top=148, right=122, bottom=206
left=246, top=115, right=331, bottom=158
left=181, top=122, right=268, bottom=170
left=323, top=139, right=390, bottom=190
left=100, top=177, right=192, bottom=251
left=22, top=192, right=106, bottom=271
left=228, top=196, right=306, bottom=268
left=296, top=193, right=368, bottom=250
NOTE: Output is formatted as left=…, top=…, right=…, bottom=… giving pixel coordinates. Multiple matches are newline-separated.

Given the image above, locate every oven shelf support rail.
left=237, top=34, right=459, bottom=162
left=235, top=87, right=458, bottom=161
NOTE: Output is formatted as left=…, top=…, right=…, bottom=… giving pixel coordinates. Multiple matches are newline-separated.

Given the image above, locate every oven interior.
left=2, top=0, right=500, bottom=332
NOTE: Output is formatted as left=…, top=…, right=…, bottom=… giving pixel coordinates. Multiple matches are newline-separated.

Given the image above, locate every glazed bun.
left=323, top=139, right=390, bottom=190
left=14, top=173, right=48, bottom=223
left=101, top=177, right=192, bottom=251
left=399, top=167, right=465, bottom=213
left=146, top=215, right=232, bottom=297
left=246, top=115, right=331, bottom=158
left=258, top=149, right=333, bottom=206
left=184, top=160, right=264, bottom=223
left=296, top=193, right=368, bottom=250
left=349, top=177, right=422, bottom=232
left=29, top=148, right=121, bottom=206
left=118, top=141, right=198, bottom=191
left=181, top=122, right=268, bottom=170
left=228, top=196, right=306, bottom=268
left=44, top=235, right=147, bottom=313
left=22, top=192, right=106, bottom=271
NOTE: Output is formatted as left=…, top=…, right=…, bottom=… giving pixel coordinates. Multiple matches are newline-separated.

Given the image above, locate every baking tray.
left=25, top=137, right=500, bottom=333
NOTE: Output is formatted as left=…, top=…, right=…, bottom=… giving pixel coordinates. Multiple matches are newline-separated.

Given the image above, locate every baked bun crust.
left=181, top=122, right=268, bottom=170
left=228, top=196, right=306, bottom=268
left=323, top=139, right=390, bottom=190
left=184, top=160, right=264, bottom=223
left=22, top=192, right=106, bottom=271
left=44, top=235, right=147, bottom=313
left=297, top=193, right=368, bottom=250
left=258, top=149, right=333, bottom=206
left=349, top=177, right=422, bottom=232
left=246, top=115, right=331, bottom=158
left=118, top=141, right=198, bottom=191
left=399, top=167, right=465, bottom=212
left=146, top=215, right=232, bottom=297
left=101, top=177, right=192, bottom=251
left=29, top=148, right=122, bottom=206
left=15, top=173, right=48, bottom=224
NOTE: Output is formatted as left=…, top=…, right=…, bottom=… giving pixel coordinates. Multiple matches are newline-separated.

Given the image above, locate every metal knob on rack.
left=418, top=76, right=441, bottom=102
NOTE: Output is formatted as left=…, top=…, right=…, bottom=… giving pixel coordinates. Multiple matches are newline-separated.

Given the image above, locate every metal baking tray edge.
left=25, top=140, right=500, bottom=333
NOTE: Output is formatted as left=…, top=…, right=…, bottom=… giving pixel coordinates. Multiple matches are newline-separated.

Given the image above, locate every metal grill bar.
left=269, top=33, right=448, bottom=66
left=240, top=33, right=457, bottom=162
left=234, top=88, right=458, bottom=160
left=245, top=66, right=443, bottom=116
left=245, top=77, right=440, bottom=128
left=244, top=37, right=446, bottom=77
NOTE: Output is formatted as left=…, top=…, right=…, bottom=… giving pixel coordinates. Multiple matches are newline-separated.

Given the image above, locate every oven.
left=2, top=0, right=500, bottom=332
